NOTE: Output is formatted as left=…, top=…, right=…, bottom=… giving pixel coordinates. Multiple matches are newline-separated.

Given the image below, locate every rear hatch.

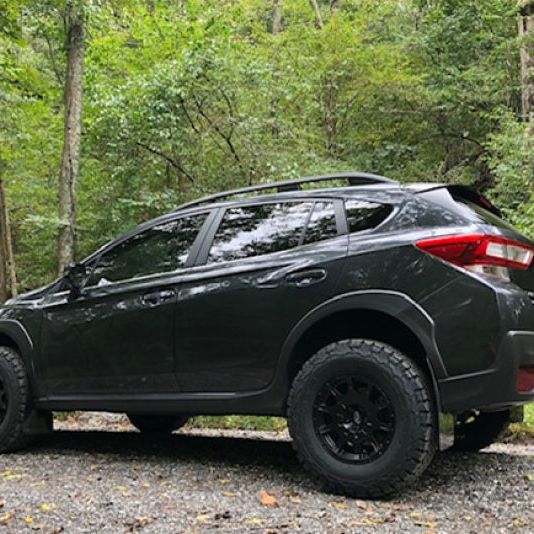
left=413, top=184, right=534, bottom=295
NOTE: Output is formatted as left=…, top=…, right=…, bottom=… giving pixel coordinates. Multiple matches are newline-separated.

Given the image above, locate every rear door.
left=174, top=199, right=349, bottom=392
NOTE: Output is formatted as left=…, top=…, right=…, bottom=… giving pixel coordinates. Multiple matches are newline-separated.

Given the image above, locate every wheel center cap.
left=352, top=409, right=362, bottom=425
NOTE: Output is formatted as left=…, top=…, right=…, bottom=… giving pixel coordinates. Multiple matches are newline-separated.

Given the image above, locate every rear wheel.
left=127, top=413, right=189, bottom=434
left=453, top=410, right=510, bottom=452
left=287, top=339, right=437, bottom=498
left=0, top=346, right=33, bottom=452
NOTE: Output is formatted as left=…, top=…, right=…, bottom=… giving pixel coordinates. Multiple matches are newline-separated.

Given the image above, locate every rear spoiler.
left=407, top=183, right=502, bottom=217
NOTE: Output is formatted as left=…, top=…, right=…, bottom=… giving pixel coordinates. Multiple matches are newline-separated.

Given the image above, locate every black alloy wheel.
left=313, top=376, right=396, bottom=464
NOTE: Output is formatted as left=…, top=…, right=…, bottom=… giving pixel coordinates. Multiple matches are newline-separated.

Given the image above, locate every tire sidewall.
left=289, top=343, right=432, bottom=486
left=0, top=351, right=27, bottom=444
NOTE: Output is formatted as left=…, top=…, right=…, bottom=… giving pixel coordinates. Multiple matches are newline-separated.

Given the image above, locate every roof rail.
left=175, top=172, right=397, bottom=211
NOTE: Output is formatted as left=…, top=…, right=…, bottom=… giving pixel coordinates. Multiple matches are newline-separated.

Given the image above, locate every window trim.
left=194, top=198, right=346, bottom=267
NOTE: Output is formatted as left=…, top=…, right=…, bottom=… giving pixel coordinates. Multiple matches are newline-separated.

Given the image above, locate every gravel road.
left=0, top=413, right=532, bottom=533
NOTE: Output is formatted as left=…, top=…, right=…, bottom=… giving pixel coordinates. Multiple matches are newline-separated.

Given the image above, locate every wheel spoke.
left=313, top=375, right=396, bottom=465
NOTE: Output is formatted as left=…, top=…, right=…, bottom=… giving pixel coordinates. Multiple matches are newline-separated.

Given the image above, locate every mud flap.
left=22, top=410, right=53, bottom=436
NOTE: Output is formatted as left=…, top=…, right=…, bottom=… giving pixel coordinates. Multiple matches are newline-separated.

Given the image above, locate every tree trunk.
left=0, top=178, right=17, bottom=302
left=519, top=1, right=534, bottom=129
left=58, top=0, right=85, bottom=275
left=270, top=1, right=283, bottom=138
left=272, top=0, right=283, bottom=34
left=310, top=0, right=324, bottom=28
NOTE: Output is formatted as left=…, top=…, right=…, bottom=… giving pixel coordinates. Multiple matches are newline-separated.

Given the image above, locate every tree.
left=0, top=176, right=17, bottom=302
left=519, top=1, right=534, bottom=129
left=57, top=0, right=85, bottom=274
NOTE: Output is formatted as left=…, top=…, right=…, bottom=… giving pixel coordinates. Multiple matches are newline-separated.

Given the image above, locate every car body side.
left=0, top=185, right=533, bottom=418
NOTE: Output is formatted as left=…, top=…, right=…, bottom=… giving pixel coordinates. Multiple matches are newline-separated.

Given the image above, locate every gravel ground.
left=0, top=413, right=531, bottom=533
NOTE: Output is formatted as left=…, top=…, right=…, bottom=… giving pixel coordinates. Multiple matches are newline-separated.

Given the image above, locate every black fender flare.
left=273, top=290, right=447, bottom=409
left=0, top=319, right=36, bottom=379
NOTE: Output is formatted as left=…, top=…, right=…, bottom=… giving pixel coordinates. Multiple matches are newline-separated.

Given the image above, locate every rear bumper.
left=438, top=330, right=534, bottom=413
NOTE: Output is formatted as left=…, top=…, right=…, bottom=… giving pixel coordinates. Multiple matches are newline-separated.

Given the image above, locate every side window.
left=303, top=202, right=338, bottom=244
left=345, top=199, right=392, bottom=233
left=88, top=213, right=207, bottom=285
left=207, top=202, right=312, bottom=263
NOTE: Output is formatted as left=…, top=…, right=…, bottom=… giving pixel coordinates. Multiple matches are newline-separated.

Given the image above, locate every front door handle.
left=285, top=269, right=327, bottom=288
left=142, top=289, right=176, bottom=305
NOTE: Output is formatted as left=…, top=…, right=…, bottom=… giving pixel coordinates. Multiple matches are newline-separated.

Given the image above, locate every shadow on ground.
left=18, top=429, right=532, bottom=498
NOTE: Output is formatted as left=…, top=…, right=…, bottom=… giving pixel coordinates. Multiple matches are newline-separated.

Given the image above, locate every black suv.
left=1, top=172, right=533, bottom=497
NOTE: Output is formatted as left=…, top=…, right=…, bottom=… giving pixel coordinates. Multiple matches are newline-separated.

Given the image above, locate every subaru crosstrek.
left=0, top=172, right=533, bottom=497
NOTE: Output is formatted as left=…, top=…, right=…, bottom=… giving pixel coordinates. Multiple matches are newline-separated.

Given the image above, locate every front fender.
left=0, top=319, right=37, bottom=386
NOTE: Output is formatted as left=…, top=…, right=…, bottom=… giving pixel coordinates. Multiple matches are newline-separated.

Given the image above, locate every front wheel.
left=287, top=339, right=437, bottom=498
left=127, top=414, right=189, bottom=434
left=0, top=346, right=33, bottom=452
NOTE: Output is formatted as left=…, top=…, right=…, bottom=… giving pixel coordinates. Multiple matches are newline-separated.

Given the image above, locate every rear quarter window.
left=344, top=199, right=392, bottom=233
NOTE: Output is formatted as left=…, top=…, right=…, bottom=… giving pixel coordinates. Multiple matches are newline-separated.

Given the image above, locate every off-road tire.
left=453, top=410, right=510, bottom=452
left=287, top=339, right=437, bottom=498
left=0, top=346, right=33, bottom=452
left=127, top=413, right=189, bottom=434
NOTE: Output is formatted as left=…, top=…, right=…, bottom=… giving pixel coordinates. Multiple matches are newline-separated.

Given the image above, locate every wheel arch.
left=0, top=320, right=35, bottom=381
left=278, top=290, right=447, bottom=410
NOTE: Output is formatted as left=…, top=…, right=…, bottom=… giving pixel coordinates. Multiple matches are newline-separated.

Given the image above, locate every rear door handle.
left=285, top=269, right=327, bottom=288
left=142, top=289, right=176, bottom=305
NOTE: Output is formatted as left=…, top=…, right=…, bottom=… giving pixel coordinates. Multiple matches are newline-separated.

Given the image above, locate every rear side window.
left=88, top=213, right=208, bottom=284
left=208, top=202, right=312, bottom=263
left=303, top=202, right=338, bottom=244
left=344, top=199, right=392, bottom=233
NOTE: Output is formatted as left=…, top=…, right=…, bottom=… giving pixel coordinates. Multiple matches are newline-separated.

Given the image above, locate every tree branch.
left=135, top=141, right=195, bottom=183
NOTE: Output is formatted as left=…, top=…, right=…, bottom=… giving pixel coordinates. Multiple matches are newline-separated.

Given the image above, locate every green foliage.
left=190, top=416, right=287, bottom=432
left=0, top=0, right=532, bottom=289
left=485, top=111, right=534, bottom=236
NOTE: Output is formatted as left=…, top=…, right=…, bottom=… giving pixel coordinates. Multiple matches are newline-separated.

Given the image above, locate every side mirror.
left=63, top=262, right=88, bottom=299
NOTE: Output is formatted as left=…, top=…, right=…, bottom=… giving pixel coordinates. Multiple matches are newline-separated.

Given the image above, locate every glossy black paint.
left=0, top=175, right=533, bottom=417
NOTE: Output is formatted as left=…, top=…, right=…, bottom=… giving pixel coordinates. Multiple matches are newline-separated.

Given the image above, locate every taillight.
left=416, top=234, right=534, bottom=278
left=517, top=367, right=534, bottom=393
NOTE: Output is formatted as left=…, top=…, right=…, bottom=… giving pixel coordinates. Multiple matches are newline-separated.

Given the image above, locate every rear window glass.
left=455, top=200, right=517, bottom=231
left=207, top=202, right=312, bottom=263
left=344, top=200, right=392, bottom=233
left=303, top=202, right=338, bottom=244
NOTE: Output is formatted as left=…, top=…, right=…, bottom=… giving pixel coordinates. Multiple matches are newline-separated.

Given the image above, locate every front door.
left=175, top=200, right=349, bottom=392
left=39, top=212, right=209, bottom=395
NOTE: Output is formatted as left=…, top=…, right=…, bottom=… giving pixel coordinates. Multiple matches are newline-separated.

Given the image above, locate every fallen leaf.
left=219, top=479, right=230, bottom=485
left=333, top=502, right=347, bottom=510
left=259, top=490, right=278, bottom=507
left=290, top=496, right=302, bottom=505
left=414, top=520, right=438, bottom=528
left=247, top=518, right=263, bottom=526
left=40, top=503, right=54, bottom=512
left=223, top=491, right=236, bottom=498
left=410, top=512, right=423, bottom=519
left=196, top=514, right=210, bottom=524
left=125, top=516, right=155, bottom=532
left=0, top=512, right=14, bottom=524
left=24, top=516, right=33, bottom=524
